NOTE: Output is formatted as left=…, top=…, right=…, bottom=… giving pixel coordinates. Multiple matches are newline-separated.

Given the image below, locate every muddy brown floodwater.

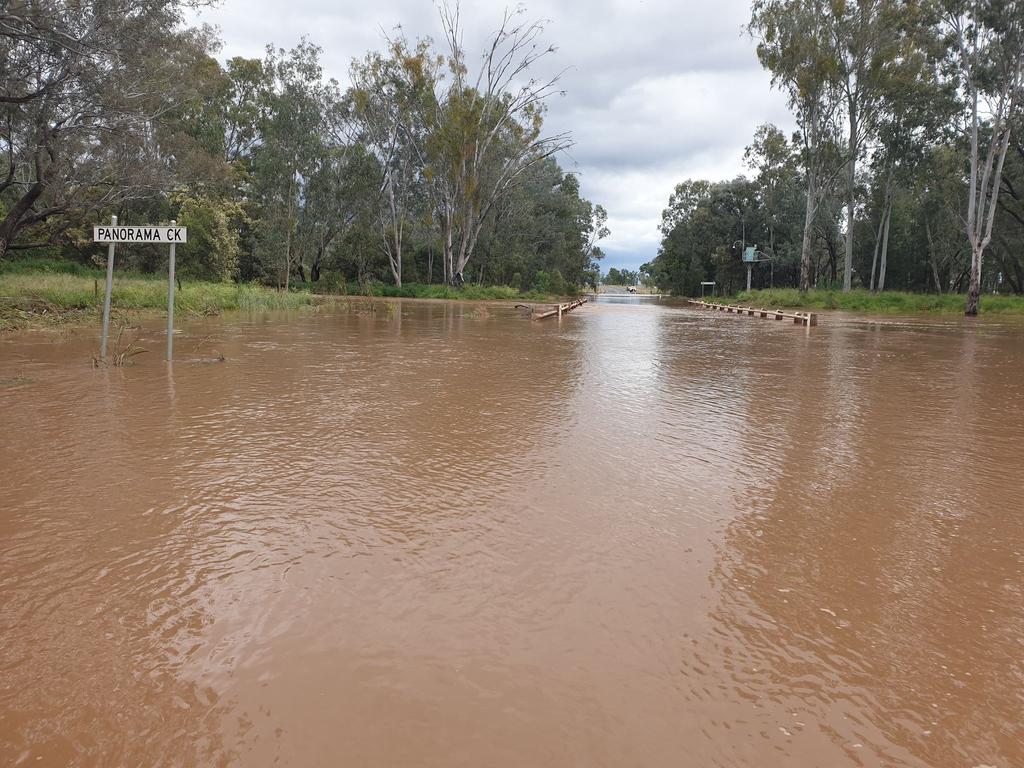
left=1, top=296, right=1022, bottom=767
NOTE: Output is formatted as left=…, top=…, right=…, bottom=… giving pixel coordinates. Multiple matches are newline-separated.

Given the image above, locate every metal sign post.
left=743, top=246, right=756, bottom=292
left=166, top=220, right=176, bottom=362
left=741, top=245, right=772, bottom=292
left=93, top=223, right=187, bottom=362
left=99, top=215, right=118, bottom=359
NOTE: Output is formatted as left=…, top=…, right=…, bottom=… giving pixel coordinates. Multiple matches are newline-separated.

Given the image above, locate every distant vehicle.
left=627, top=286, right=637, bottom=293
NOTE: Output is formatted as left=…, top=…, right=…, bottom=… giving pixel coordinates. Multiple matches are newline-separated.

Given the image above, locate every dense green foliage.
left=0, top=2, right=607, bottom=296
left=604, top=267, right=640, bottom=286
left=350, top=283, right=560, bottom=301
left=650, top=1, right=1024, bottom=314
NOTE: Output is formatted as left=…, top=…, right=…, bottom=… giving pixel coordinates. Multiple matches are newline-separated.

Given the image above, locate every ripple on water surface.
left=1, top=300, right=1022, bottom=767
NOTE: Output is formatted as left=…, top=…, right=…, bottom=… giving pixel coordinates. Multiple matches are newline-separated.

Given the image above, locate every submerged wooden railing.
left=687, top=299, right=818, bottom=326
left=533, top=296, right=588, bottom=320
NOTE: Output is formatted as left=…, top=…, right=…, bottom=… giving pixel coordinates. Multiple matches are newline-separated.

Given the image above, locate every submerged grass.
left=730, top=288, right=1024, bottom=314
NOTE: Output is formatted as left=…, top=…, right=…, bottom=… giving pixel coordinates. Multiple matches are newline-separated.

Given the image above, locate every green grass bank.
left=728, top=288, right=1024, bottom=314
left=0, top=260, right=569, bottom=331
left=333, top=281, right=563, bottom=302
left=0, top=272, right=315, bottom=313
left=0, top=270, right=315, bottom=331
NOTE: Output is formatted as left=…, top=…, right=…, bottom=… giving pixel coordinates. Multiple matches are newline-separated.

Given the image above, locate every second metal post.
left=99, top=214, right=117, bottom=359
left=167, top=219, right=176, bottom=362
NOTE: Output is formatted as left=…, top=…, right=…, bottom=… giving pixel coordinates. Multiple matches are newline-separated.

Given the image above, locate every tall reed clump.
left=91, top=325, right=147, bottom=367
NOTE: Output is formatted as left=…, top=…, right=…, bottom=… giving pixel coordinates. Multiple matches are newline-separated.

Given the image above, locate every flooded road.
left=1, top=297, right=1022, bottom=767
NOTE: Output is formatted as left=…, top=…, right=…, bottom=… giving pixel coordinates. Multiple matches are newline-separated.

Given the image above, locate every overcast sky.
left=190, top=0, right=794, bottom=272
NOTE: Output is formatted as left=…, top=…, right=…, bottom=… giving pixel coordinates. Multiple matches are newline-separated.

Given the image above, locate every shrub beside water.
left=547, top=269, right=566, bottom=297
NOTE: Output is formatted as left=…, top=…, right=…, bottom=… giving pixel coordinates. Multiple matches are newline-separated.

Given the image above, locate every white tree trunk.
left=800, top=171, right=817, bottom=292
left=844, top=105, right=857, bottom=291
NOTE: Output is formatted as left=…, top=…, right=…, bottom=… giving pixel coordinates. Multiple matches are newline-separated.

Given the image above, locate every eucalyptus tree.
left=581, top=201, right=610, bottom=264
left=655, top=177, right=767, bottom=295
left=920, top=145, right=970, bottom=292
left=221, top=57, right=272, bottom=166
left=832, top=0, right=906, bottom=291
left=251, top=40, right=336, bottom=288
left=427, top=3, right=573, bottom=286
left=546, top=170, right=607, bottom=287
left=654, top=179, right=715, bottom=294
left=604, top=267, right=639, bottom=286
left=940, top=0, right=1024, bottom=314
left=813, top=185, right=846, bottom=285
left=660, top=179, right=713, bottom=233
left=743, top=123, right=804, bottom=265
left=578, top=196, right=610, bottom=289
left=991, top=122, right=1024, bottom=292
left=0, top=0, right=210, bottom=258
left=867, top=36, right=950, bottom=292
left=347, top=39, right=437, bottom=287
left=750, top=0, right=845, bottom=291
left=470, top=157, right=604, bottom=289
left=295, top=145, right=379, bottom=283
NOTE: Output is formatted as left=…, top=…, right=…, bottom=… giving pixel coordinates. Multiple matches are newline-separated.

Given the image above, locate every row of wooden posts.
left=528, top=296, right=817, bottom=327
left=533, top=296, right=588, bottom=320
left=686, top=299, right=818, bottom=326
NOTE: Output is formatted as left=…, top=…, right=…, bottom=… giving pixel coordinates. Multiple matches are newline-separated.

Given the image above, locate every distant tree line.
left=603, top=267, right=640, bottom=285
left=648, top=0, right=1024, bottom=314
left=0, top=1, right=609, bottom=293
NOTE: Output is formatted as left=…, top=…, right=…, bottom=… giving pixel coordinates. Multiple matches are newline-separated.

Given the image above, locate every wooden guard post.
left=534, top=296, right=588, bottom=320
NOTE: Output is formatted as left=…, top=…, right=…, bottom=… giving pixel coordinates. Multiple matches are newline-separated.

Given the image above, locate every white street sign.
left=93, top=225, right=187, bottom=243
left=94, top=218, right=184, bottom=361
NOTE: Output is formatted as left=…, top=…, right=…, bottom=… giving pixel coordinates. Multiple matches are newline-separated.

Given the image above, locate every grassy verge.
left=0, top=272, right=314, bottom=331
left=0, top=264, right=578, bottom=331
left=726, top=288, right=1024, bottom=314
left=298, top=279, right=570, bottom=303
left=367, top=282, right=564, bottom=302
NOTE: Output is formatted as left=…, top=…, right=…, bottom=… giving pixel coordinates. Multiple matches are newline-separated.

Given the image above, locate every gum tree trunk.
left=965, top=244, right=983, bottom=315
left=799, top=173, right=817, bottom=292
left=844, top=106, right=857, bottom=291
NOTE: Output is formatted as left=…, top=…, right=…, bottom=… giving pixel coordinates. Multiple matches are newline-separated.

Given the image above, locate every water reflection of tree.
left=708, top=323, right=1024, bottom=767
